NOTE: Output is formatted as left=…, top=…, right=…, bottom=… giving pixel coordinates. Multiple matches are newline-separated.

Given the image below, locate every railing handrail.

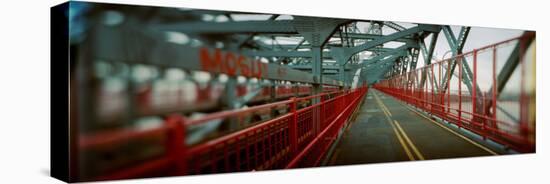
left=78, top=87, right=369, bottom=181
left=374, top=34, right=535, bottom=153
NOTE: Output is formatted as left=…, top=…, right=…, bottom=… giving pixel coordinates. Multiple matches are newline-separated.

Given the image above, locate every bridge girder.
left=73, top=3, right=472, bottom=91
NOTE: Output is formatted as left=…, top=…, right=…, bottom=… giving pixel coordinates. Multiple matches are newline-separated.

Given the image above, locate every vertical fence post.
left=405, top=72, right=414, bottom=102
left=402, top=75, right=405, bottom=99
left=166, top=114, right=187, bottom=175
left=409, top=70, right=418, bottom=107
left=447, top=61, right=451, bottom=116
left=458, top=58, right=462, bottom=128
left=431, top=65, right=435, bottom=113
left=473, top=49, right=484, bottom=139
left=519, top=37, right=528, bottom=137
left=320, top=94, right=326, bottom=132
left=289, top=97, right=298, bottom=156
left=437, top=62, right=445, bottom=114
left=420, top=69, right=423, bottom=107
left=492, top=46, right=498, bottom=137
left=425, top=68, right=428, bottom=109
left=341, top=90, right=345, bottom=114
left=415, top=71, right=418, bottom=105
left=402, top=75, right=408, bottom=100
left=406, top=73, right=409, bottom=101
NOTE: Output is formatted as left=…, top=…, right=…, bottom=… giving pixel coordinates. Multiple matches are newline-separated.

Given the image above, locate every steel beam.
left=419, top=31, right=440, bottom=87
left=290, top=64, right=356, bottom=70
left=293, top=17, right=348, bottom=95
left=364, top=55, right=402, bottom=84
left=491, top=31, right=535, bottom=94
left=485, top=32, right=535, bottom=112
left=330, top=26, right=424, bottom=87
left=362, top=46, right=411, bottom=65
left=235, top=15, right=280, bottom=48
left=152, top=20, right=299, bottom=34
left=360, top=43, right=416, bottom=82
left=257, top=33, right=414, bottom=42
left=253, top=43, right=394, bottom=52
left=408, top=48, right=420, bottom=72
left=331, top=25, right=437, bottom=64
left=242, top=50, right=333, bottom=58
left=364, top=53, right=407, bottom=69
left=440, top=26, right=478, bottom=94
left=439, top=26, right=487, bottom=115
left=342, top=33, right=414, bottom=42
left=384, top=21, right=406, bottom=31
left=91, top=25, right=342, bottom=86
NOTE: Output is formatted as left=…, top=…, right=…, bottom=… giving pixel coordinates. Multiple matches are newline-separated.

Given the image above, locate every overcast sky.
left=361, top=21, right=525, bottom=67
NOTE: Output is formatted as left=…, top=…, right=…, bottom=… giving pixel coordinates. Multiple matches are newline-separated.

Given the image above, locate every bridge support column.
left=293, top=17, right=345, bottom=134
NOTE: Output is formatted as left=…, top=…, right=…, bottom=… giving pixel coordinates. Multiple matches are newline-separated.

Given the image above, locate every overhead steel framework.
left=72, top=7, right=448, bottom=90
left=69, top=3, right=533, bottom=95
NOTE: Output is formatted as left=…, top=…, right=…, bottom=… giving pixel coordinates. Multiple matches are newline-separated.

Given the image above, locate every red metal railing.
left=374, top=33, right=535, bottom=152
left=78, top=87, right=368, bottom=181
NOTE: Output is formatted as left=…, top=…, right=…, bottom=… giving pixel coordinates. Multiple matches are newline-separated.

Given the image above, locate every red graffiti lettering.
left=224, top=52, right=237, bottom=76
left=199, top=47, right=265, bottom=78
left=200, top=47, right=222, bottom=72
left=252, top=60, right=264, bottom=78
left=238, top=55, right=251, bottom=77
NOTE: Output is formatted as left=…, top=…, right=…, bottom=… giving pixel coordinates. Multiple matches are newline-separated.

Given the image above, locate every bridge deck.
left=327, top=89, right=499, bottom=166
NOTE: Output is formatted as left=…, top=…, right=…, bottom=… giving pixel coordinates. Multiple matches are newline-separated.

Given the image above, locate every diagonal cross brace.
left=330, top=24, right=438, bottom=65
left=439, top=26, right=480, bottom=96
left=364, top=54, right=405, bottom=84
left=419, top=31, right=440, bottom=88
left=485, top=31, right=535, bottom=114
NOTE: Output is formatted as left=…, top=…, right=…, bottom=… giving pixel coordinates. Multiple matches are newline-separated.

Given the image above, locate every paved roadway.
left=327, top=89, right=500, bottom=166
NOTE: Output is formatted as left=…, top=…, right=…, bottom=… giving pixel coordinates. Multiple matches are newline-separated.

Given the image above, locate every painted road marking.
left=394, top=120, right=425, bottom=160
left=373, top=92, right=392, bottom=116
left=389, top=117, right=415, bottom=161
left=373, top=92, right=417, bottom=161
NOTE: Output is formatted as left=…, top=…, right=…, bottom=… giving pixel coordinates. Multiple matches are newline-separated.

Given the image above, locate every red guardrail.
left=78, top=87, right=368, bottom=181
left=374, top=33, right=535, bottom=152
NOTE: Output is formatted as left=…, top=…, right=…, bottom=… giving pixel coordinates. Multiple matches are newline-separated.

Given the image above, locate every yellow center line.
left=373, top=92, right=392, bottom=117
left=375, top=91, right=425, bottom=160
left=401, top=104, right=499, bottom=155
left=393, top=120, right=425, bottom=160
left=373, top=92, right=416, bottom=161
left=389, top=117, right=415, bottom=161
left=374, top=92, right=392, bottom=116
